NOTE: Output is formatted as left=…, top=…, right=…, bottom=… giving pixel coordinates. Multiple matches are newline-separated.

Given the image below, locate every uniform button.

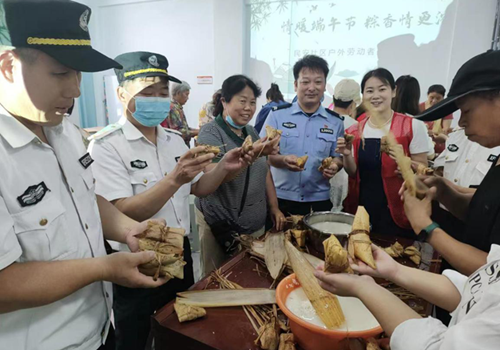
left=93, top=178, right=96, bottom=184
left=305, top=152, right=308, bottom=155
left=454, top=179, right=458, bottom=183
left=85, top=223, right=89, bottom=230
left=445, top=156, right=449, bottom=160
left=286, top=132, right=289, bottom=136
left=39, top=218, right=48, bottom=226
left=71, top=187, right=74, bottom=193
left=179, top=219, right=182, bottom=222
left=164, top=172, right=168, bottom=176
left=143, top=179, right=148, bottom=184
left=105, top=292, right=109, bottom=298
left=465, top=159, right=470, bottom=163
left=307, top=135, right=310, bottom=138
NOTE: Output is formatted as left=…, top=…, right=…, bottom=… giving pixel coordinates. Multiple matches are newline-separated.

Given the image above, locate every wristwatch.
left=417, top=222, right=440, bottom=242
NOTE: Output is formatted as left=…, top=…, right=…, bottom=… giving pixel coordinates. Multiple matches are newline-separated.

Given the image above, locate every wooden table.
left=152, top=234, right=441, bottom=350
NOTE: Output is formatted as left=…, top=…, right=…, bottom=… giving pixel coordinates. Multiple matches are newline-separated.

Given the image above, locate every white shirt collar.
left=119, top=116, right=169, bottom=143
left=0, top=105, right=40, bottom=148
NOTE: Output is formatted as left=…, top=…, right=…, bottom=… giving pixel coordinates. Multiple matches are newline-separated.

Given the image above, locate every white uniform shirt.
left=89, top=117, right=200, bottom=252
left=391, top=244, right=500, bottom=350
left=0, top=110, right=111, bottom=350
left=434, top=128, right=500, bottom=188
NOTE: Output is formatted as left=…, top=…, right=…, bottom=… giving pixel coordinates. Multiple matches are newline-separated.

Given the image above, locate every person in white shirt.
left=89, top=51, right=263, bottom=350
left=0, top=2, right=166, bottom=350
left=434, top=128, right=500, bottom=188
left=315, top=243, right=500, bottom=350
left=329, top=79, right=360, bottom=211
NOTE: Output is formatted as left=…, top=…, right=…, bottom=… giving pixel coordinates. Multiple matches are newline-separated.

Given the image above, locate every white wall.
left=84, top=0, right=222, bottom=128
left=81, top=0, right=496, bottom=128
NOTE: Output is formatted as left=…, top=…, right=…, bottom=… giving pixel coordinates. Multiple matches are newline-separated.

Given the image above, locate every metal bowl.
left=303, top=211, right=355, bottom=253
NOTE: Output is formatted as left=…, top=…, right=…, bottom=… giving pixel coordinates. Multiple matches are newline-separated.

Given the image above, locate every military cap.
left=114, top=51, right=181, bottom=84
left=0, top=0, right=121, bottom=72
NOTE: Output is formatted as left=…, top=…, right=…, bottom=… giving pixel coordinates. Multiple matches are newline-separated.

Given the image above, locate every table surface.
left=152, top=234, right=441, bottom=350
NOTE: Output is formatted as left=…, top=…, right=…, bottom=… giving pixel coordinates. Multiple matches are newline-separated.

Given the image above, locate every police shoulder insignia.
left=131, top=160, right=148, bottom=169
left=17, top=182, right=50, bottom=207
left=88, top=123, right=123, bottom=141
left=448, top=144, right=459, bottom=152
left=163, top=128, right=183, bottom=137
left=326, top=108, right=344, bottom=120
left=272, top=103, right=292, bottom=111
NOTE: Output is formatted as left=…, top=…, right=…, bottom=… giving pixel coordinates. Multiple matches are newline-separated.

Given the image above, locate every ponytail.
left=213, top=92, right=223, bottom=117
left=266, top=83, right=284, bottom=103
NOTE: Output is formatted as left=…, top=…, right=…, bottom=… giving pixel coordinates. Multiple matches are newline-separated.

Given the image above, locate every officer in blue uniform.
left=260, top=55, right=344, bottom=215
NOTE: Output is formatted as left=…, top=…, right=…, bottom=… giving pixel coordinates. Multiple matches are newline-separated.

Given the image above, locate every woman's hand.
left=402, top=187, right=435, bottom=234
left=335, top=137, right=352, bottom=156
left=321, top=162, right=340, bottom=179
left=270, top=207, right=286, bottom=231
left=314, top=265, right=376, bottom=298
left=349, top=244, right=401, bottom=282
left=220, top=147, right=253, bottom=172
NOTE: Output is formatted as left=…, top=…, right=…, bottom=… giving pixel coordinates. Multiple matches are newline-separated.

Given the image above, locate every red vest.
left=344, top=112, right=413, bottom=229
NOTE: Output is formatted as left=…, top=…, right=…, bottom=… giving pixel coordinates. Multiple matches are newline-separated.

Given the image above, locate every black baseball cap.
left=1, top=0, right=121, bottom=72
left=416, top=50, right=500, bottom=122
left=114, top=51, right=181, bottom=84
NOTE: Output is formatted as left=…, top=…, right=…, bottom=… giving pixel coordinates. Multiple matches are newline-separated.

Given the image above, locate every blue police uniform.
left=260, top=102, right=344, bottom=203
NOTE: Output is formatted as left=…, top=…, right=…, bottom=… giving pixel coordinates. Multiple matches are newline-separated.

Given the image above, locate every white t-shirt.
left=391, top=244, right=500, bottom=350
left=363, top=118, right=430, bottom=155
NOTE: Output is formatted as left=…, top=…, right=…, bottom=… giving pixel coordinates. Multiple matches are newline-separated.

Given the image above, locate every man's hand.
left=283, top=155, right=304, bottom=172
left=100, top=251, right=169, bottom=288
left=170, top=146, right=215, bottom=185
left=126, top=219, right=167, bottom=252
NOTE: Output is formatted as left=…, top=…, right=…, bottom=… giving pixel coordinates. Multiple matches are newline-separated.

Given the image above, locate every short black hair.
left=427, top=84, right=446, bottom=96
left=13, top=47, right=39, bottom=64
left=213, top=75, right=262, bottom=117
left=361, top=68, right=395, bottom=92
left=293, top=55, right=329, bottom=81
left=333, top=98, right=353, bottom=109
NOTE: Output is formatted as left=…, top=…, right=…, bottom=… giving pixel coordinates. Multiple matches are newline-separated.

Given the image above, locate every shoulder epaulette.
left=272, top=103, right=292, bottom=112
left=87, top=123, right=123, bottom=141
left=163, top=128, right=183, bottom=137
left=326, top=108, right=344, bottom=120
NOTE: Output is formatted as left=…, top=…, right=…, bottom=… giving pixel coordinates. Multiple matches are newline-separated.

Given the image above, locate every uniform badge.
left=282, top=122, right=297, bottom=129
left=79, top=9, right=90, bottom=32
left=79, top=153, right=94, bottom=169
left=448, top=144, right=459, bottom=152
left=148, top=55, right=159, bottom=67
left=320, top=128, right=333, bottom=134
left=488, top=154, right=498, bottom=163
left=17, top=182, right=50, bottom=207
left=131, top=159, right=148, bottom=169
